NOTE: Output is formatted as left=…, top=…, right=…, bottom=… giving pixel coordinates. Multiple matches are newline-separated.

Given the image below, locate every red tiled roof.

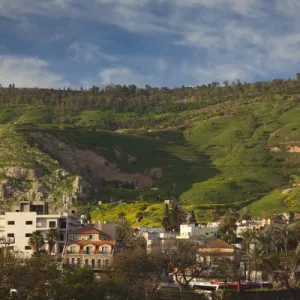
left=69, top=225, right=109, bottom=236
left=67, top=240, right=116, bottom=247
left=199, top=239, right=234, bottom=250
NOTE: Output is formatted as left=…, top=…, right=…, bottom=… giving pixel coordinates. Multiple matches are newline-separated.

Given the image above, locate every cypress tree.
left=190, top=210, right=197, bottom=224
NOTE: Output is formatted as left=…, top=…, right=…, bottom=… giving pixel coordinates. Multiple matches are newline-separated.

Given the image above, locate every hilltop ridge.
left=0, top=77, right=300, bottom=223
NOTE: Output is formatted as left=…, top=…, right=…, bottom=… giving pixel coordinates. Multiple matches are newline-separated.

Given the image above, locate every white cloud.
left=68, top=42, right=117, bottom=62
left=0, top=56, right=68, bottom=88
left=184, top=64, right=250, bottom=85
left=2, top=0, right=300, bottom=87
left=99, top=67, right=142, bottom=86
left=156, top=58, right=168, bottom=73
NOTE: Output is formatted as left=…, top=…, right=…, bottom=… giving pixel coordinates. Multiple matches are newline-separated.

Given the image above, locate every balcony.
left=64, top=255, right=112, bottom=270
left=66, top=250, right=111, bottom=255
left=0, top=237, right=15, bottom=244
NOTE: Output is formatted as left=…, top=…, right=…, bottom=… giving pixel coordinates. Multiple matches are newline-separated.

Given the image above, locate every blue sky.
left=1, top=0, right=300, bottom=88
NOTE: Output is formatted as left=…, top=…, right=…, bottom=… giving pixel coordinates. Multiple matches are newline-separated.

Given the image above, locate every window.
left=89, top=235, right=94, bottom=240
left=97, top=259, right=102, bottom=268
left=104, top=259, right=109, bottom=267
left=7, top=233, right=14, bottom=238
left=91, top=259, right=95, bottom=268
left=26, top=221, right=33, bottom=225
left=85, top=259, right=89, bottom=266
left=71, top=258, right=75, bottom=265
left=49, top=221, right=56, bottom=228
left=25, top=233, right=32, bottom=237
left=25, top=246, right=31, bottom=250
left=60, top=234, right=65, bottom=241
left=102, top=246, right=109, bottom=254
left=86, top=246, right=91, bottom=254
left=7, top=221, right=15, bottom=225
left=60, top=221, right=66, bottom=229
left=69, top=234, right=73, bottom=241
left=77, top=258, right=81, bottom=265
left=70, top=246, right=76, bottom=254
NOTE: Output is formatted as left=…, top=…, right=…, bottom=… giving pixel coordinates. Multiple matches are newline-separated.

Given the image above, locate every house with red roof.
left=62, top=225, right=116, bottom=270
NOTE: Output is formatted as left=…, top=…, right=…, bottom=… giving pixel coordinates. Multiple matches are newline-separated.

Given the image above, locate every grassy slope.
left=0, top=94, right=299, bottom=224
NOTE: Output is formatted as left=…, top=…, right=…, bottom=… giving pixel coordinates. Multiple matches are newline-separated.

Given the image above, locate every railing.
left=0, top=237, right=15, bottom=244
left=66, top=250, right=111, bottom=255
left=66, top=250, right=112, bottom=255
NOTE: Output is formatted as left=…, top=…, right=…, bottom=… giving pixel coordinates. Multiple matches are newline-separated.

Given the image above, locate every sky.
left=1, top=0, right=300, bottom=88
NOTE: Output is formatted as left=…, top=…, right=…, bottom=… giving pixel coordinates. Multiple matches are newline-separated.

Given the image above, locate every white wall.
left=5, top=212, right=37, bottom=254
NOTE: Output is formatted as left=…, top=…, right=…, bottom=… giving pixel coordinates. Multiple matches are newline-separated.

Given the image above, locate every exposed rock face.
left=72, top=176, right=91, bottom=199
left=30, top=132, right=161, bottom=188
left=1, top=166, right=44, bottom=180
left=286, top=146, right=300, bottom=153
left=0, top=179, right=30, bottom=201
left=0, top=180, right=18, bottom=200
left=269, top=146, right=281, bottom=152
left=26, top=182, right=50, bottom=202
left=55, top=169, right=70, bottom=179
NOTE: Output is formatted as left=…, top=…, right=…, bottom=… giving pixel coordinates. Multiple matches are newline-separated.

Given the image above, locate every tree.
left=162, top=204, right=171, bottom=232
left=240, top=228, right=255, bottom=281
left=289, top=211, right=295, bottom=224
left=46, top=229, right=57, bottom=255
left=170, top=203, right=186, bottom=232
left=189, top=210, right=197, bottom=224
left=238, top=207, right=251, bottom=221
left=28, top=231, right=45, bottom=253
left=218, top=211, right=238, bottom=243
left=109, top=250, right=167, bottom=299
left=135, top=212, right=143, bottom=223
left=165, top=241, right=210, bottom=290
left=115, top=213, right=134, bottom=248
left=245, top=245, right=272, bottom=281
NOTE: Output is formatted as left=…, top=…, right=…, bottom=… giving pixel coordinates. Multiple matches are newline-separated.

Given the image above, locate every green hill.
left=0, top=79, right=300, bottom=223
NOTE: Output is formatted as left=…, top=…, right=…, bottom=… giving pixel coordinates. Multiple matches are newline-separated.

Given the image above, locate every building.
left=176, top=223, right=218, bottom=240
left=198, top=239, right=242, bottom=265
left=137, top=227, right=177, bottom=253
left=62, top=224, right=116, bottom=270
left=0, top=201, right=80, bottom=255
left=236, top=218, right=274, bottom=236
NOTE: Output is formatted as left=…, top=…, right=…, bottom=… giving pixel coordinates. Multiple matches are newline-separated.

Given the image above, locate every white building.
left=176, top=223, right=219, bottom=240
left=137, top=227, right=177, bottom=253
left=0, top=201, right=80, bottom=256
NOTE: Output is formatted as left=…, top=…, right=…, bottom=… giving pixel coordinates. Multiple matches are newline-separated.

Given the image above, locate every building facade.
left=62, top=225, right=116, bottom=270
left=176, top=223, right=219, bottom=240
left=0, top=201, right=80, bottom=255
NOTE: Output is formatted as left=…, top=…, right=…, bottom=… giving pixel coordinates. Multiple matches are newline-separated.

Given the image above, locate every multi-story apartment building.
left=62, top=224, right=116, bottom=270
left=0, top=201, right=80, bottom=255
left=176, top=223, right=219, bottom=240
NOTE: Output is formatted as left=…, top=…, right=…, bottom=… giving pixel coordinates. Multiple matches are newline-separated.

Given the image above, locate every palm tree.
left=240, top=229, right=255, bottom=281
left=254, top=227, right=276, bottom=253
left=246, top=246, right=272, bottom=281
left=46, top=229, right=58, bottom=255
left=28, top=231, right=45, bottom=253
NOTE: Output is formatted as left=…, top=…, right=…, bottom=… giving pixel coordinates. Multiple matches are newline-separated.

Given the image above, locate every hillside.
left=0, top=79, right=300, bottom=223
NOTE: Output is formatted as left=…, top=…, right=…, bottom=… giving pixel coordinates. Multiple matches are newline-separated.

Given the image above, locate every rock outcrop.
left=0, top=166, right=44, bottom=180
left=30, top=132, right=161, bottom=188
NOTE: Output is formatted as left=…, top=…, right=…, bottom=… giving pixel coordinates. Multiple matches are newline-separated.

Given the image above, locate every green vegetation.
left=0, top=78, right=300, bottom=222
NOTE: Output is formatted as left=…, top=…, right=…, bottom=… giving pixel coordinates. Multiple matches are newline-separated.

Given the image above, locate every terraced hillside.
left=0, top=81, right=300, bottom=223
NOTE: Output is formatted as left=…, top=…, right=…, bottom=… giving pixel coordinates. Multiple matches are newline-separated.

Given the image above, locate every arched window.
left=77, top=258, right=81, bottom=265
left=97, top=259, right=102, bottom=268
left=71, top=258, right=75, bottom=265
left=104, top=259, right=109, bottom=267
left=91, top=259, right=95, bottom=268
left=85, top=259, right=89, bottom=266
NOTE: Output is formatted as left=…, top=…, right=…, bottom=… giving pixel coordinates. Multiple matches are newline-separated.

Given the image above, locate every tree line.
left=1, top=74, right=300, bottom=115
